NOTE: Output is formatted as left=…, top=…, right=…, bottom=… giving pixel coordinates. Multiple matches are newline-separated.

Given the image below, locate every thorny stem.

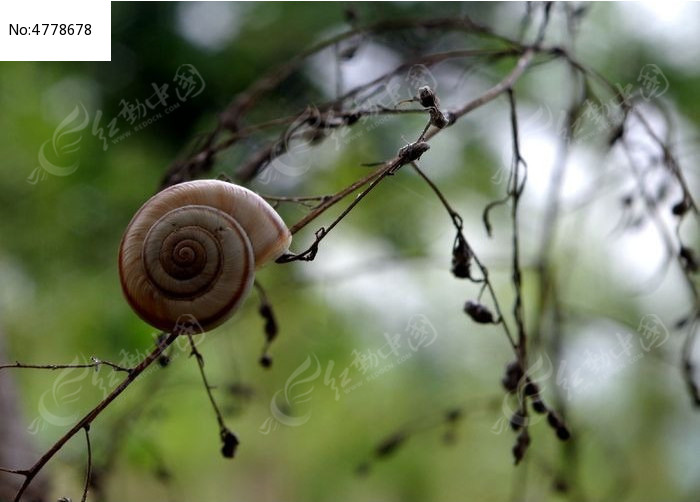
left=409, top=163, right=462, bottom=229
left=334, top=48, right=517, bottom=114
left=223, top=16, right=515, bottom=126
left=0, top=468, right=29, bottom=475
left=186, top=334, right=240, bottom=459
left=280, top=164, right=403, bottom=261
left=276, top=141, right=430, bottom=262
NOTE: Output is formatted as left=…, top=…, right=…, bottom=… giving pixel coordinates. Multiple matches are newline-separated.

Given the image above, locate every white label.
left=0, top=0, right=110, bottom=61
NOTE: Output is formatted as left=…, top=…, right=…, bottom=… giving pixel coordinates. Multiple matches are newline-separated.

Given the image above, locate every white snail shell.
left=119, top=180, right=291, bottom=333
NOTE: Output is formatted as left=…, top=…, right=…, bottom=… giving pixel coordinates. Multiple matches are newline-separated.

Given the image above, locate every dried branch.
left=233, top=48, right=517, bottom=184
left=0, top=359, right=131, bottom=373
left=6, top=7, right=698, bottom=499
left=254, top=281, right=278, bottom=368
left=80, top=426, right=92, bottom=502
left=8, top=332, right=178, bottom=502
left=409, top=161, right=517, bottom=350
left=186, top=335, right=239, bottom=458
left=274, top=48, right=537, bottom=263
left=160, top=17, right=521, bottom=188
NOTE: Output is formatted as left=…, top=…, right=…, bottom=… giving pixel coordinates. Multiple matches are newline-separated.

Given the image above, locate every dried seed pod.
left=672, top=199, right=689, bottom=216
left=546, top=410, right=562, bottom=429
left=555, top=425, right=571, bottom=441
left=428, top=107, right=449, bottom=129
left=524, top=380, right=539, bottom=397
left=680, top=246, right=699, bottom=273
left=220, top=428, right=239, bottom=458
left=417, top=85, right=439, bottom=108
left=259, top=353, right=273, bottom=368
left=259, top=303, right=278, bottom=341
left=451, top=236, right=471, bottom=279
left=445, top=408, right=462, bottom=423
left=531, top=398, right=547, bottom=414
left=547, top=411, right=571, bottom=441
left=397, top=141, right=430, bottom=163
left=502, top=361, right=524, bottom=393
left=510, top=410, right=526, bottom=431
left=375, top=432, right=406, bottom=458
left=464, top=301, right=495, bottom=324
left=512, top=429, right=531, bottom=465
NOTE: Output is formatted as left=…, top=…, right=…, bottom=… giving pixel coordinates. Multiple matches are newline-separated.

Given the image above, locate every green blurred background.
left=1, top=2, right=699, bottom=501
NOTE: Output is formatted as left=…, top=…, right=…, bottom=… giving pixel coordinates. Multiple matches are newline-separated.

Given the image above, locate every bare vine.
left=2, top=4, right=698, bottom=501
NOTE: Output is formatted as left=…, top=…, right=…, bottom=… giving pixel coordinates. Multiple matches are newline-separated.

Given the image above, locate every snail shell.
left=119, top=180, right=291, bottom=333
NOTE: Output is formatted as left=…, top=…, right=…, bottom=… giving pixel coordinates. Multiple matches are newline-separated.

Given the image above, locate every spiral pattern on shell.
left=119, top=180, right=291, bottom=333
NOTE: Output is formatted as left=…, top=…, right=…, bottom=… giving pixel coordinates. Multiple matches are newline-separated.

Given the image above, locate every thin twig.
left=506, top=89, right=529, bottom=364
left=621, top=139, right=700, bottom=405
left=81, top=426, right=92, bottom=502
left=0, top=468, right=29, bottom=476
left=233, top=48, right=518, bottom=184
left=278, top=49, right=537, bottom=261
left=278, top=142, right=430, bottom=262
left=186, top=334, right=227, bottom=432
left=186, top=334, right=239, bottom=458
left=10, top=331, right=178, bottom=502
left=161, top=20, right=520, bottom=187
left=554, top=47, right=697, bottom=213
left=409, top=161, right=517, bottom=350
left=0, top=359, right=131, bottom=373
